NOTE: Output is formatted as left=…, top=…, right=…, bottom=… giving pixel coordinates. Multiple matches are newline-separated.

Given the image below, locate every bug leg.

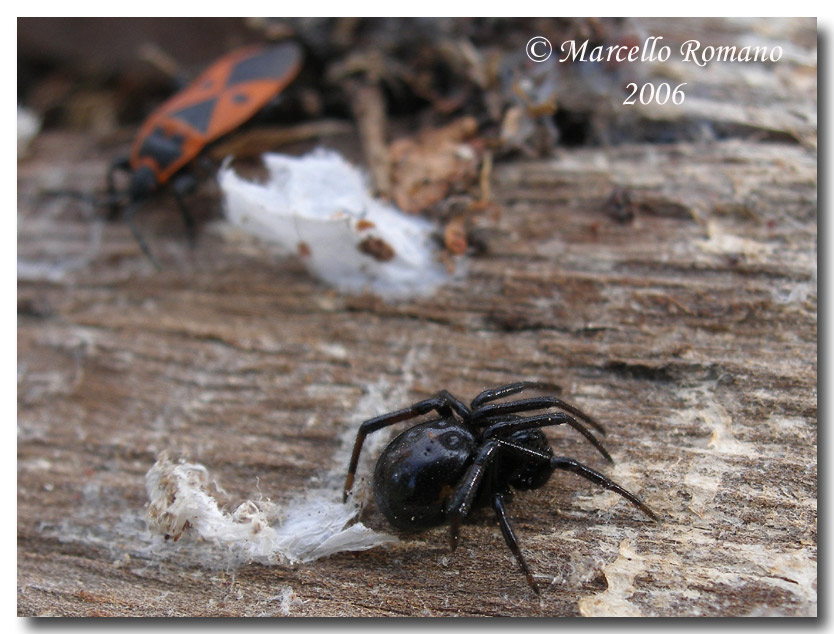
left=106, top=157, right=132, bottom=218
left=492, top=492, right=539, bottom=595
left=171, top=173, right=198, bottom=247
left=446, top=439, right=551, bottom=550
left=470, top=381, right=562, bottom=409
left=343, top=392, right=471, bottom=501
left=471, top=395, right=606, bottom=435
left=550, top=457, right=658, bottom=520
left=123, top=203, right=161, bottom=270
left=482, top=412, right=612, bottom=463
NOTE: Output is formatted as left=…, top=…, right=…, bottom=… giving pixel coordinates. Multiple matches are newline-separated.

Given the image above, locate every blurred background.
left=17, top=17, right=817, bottom=617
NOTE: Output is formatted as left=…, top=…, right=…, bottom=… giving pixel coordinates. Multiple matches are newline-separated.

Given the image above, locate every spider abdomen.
left=373, top=419, right=475, bottom=530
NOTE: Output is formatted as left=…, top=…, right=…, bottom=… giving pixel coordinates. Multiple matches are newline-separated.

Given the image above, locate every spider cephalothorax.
left=343, top=381, right=657, bottom=594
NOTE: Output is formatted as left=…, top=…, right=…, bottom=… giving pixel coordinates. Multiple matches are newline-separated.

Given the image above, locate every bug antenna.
left=40, top=187, right=128, bottom=219
left=40, top=188, right=102, bottom=208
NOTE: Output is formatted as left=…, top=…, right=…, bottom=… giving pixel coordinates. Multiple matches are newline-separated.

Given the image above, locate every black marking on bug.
left=136, top=127, right=187, bottom=171
left=170, top=97, right=219, bottom=134
left=343, top=381, right=658, bottom=595
left=226, top=44, right=301, bottom=86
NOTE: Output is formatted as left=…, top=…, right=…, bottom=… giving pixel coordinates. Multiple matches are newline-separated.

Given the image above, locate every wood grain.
left=17, top=18, right=816, bottom=617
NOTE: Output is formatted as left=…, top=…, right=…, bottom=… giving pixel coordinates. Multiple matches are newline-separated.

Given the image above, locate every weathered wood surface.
left=18, top=19, right=816, bottom=617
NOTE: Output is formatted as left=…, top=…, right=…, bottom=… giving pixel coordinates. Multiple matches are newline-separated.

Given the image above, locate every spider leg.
left=551, top=457, right=658, bottom=520
left=342, top=392, right=471, bottom=501
left=471, top=396, right=606, bottom=435
left=493, top=492, right=539, bottom=595
left=470, top=381, right=562, bottom=409
left=446, top=440, right=655, bottom=592
left=446, top=438, right=550, bottom=550
left=482, top=412, right=613, bottom=463
left=434, top=390, right=471, bottom=420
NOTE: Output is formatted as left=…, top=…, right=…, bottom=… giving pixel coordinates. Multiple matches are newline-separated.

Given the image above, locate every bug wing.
left=130, top=42, right=303, bottom=185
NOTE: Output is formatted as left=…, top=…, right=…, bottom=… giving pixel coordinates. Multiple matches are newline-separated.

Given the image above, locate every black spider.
left=343, top=381, right=657, bottom=594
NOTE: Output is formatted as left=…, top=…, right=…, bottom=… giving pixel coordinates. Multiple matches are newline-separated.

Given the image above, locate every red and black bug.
left=105, top=41, right=303, bottom=261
